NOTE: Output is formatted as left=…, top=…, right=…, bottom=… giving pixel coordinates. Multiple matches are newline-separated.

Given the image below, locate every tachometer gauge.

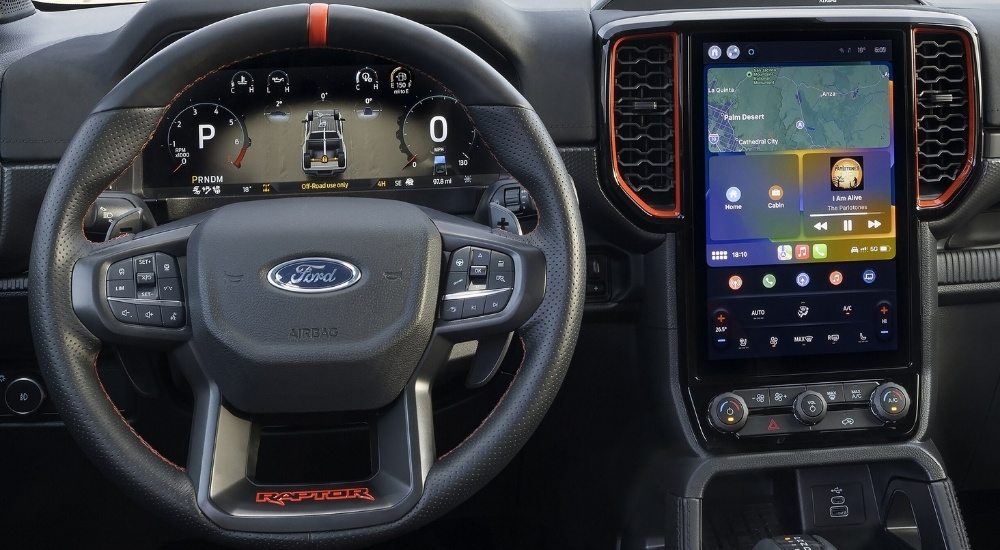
left=399, top=95, right=476, bottom=175
left=166, top=103, right=250, bottom=173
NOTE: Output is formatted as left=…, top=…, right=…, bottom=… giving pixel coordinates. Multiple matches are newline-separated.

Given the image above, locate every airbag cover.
left=186, top=197, right=440, bottom=413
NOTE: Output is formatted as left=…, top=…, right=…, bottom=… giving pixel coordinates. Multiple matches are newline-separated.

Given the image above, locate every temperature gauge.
left=355, top=67, right=378, bottom=92
left=230, top=71, right=255, bottom=94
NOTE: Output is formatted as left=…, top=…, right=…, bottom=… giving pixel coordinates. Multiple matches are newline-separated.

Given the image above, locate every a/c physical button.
left=769, top=386, right=805, bottom=407
left=734, top=388, right=770, bottom=409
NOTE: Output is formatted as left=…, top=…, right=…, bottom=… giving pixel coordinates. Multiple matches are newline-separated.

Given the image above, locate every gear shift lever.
left=752, top=534, right=838, bottom=550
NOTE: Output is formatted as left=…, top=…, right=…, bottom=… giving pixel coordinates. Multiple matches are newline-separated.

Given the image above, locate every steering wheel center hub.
left=186, top=197, right=441, bottom=414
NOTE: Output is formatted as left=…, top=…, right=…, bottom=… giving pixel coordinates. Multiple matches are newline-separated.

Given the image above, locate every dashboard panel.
left=141, top=50, right=501, bottom=199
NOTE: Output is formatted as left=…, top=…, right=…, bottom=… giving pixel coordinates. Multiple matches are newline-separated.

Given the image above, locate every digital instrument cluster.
left=141, top=50, right=501, bottom=198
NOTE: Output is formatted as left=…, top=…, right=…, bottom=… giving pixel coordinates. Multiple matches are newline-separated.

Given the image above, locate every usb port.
left=831, top=496, right=846, bottom=505
left=830, top=505, right=849, bottom=518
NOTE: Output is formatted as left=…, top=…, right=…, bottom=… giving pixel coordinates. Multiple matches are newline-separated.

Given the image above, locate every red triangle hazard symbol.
left=767, top=418, right=780, bottom=431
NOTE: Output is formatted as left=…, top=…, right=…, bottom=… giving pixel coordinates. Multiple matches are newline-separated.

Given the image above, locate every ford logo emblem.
left=266, top=257, right=361, bottom=294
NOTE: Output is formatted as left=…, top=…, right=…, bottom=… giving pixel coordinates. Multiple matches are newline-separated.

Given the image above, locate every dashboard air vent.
left=913, top=28, right=976, bottom=209
left=609, top=33, right=680, bottom=218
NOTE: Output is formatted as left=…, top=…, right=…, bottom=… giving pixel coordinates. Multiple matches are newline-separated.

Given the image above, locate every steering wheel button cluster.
left=105, top=252, right=185, bottom=328
left=439, top=246, right=517, bottom=320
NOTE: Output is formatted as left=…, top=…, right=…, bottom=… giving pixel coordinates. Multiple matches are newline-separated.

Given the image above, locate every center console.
left=684, top=30, right=921, bottom=449
left=598, top=7, right=980, bottom=549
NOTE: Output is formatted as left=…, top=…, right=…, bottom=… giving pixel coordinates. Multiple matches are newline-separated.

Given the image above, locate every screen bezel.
left=685, top=28, right=919, bottom=384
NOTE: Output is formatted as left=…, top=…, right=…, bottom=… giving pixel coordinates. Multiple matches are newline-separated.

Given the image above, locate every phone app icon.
left=777, top=245, right=793, bottom=261
left=795, top=244, right=810, bottom=260
left=762, top=274, right=777, bottom=289
left=812, top=243, right=828, bottom=259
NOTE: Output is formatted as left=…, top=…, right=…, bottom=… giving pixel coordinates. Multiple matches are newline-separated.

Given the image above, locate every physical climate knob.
left=708, top=393, right=749, bottom=433
left=792, top=390, right=828, bottom=425
left=871, top=383, right=910, bottom=422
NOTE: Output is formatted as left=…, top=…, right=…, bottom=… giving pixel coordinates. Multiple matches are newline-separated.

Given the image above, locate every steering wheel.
left=28, top=4, right=584, bottom=548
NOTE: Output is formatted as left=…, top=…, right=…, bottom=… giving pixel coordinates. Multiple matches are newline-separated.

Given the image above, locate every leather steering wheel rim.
left=28, top=3, right=585, bottom=548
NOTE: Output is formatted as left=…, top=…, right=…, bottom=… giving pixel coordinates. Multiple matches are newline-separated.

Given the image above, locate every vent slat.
left=915, top=30, right=973, bottom=206
left=612, top=36, right=677, bottom=211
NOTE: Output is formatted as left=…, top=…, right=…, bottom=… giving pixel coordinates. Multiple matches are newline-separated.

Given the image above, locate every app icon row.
left=728, top=269, right=876, bottom=290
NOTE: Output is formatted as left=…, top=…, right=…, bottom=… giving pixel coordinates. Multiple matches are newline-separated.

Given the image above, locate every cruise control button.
left=154, top=252, right=178, bottom=278
left=484, top=291, right=511, bottom=314
left=107, top=280, right=136, bottom=299
left=469, top=248, right=491, bottom=266
left=462, top=296, right=487, bottom=318
left=135, top=271, right=156, bottom=285
left=809, top=383, right=845, bottom=403
left=161, top=306, right=186, bottom=328
left=135, top=255, right=155, bottom=273
left=487, top=271, right=514, bottom=290
left=108, top=259, right=134, bottom=281
left=445, top=272, right=469, bottom=293
left=136, top=286, right=158, bottom=300
left=157, top=278, right=183, bottom=301
left=110, top=301, right=138, bottom=324
left=449, top=247, right=471, bottom=272
left=136, top=304, right=162, bottom=327
left=440, top=299, right=463, bottom=321
left=490, top=251, right=513, bottom=272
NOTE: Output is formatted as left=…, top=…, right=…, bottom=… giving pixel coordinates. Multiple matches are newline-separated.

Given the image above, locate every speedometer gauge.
left=166, top=103, right=250, bottom=173
left=399, top=95, right=476, bottom=175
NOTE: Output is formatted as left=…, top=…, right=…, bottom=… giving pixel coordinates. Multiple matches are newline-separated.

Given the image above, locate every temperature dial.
left=871, top=383, right=910, bottom=422
left=708, top=393, right=749, bottom=433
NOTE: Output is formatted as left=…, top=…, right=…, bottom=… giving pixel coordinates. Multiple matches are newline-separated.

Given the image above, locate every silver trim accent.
left=266, top=257, right=361, bottom=294
left=108, top=297, right=184, bottom=307
left=441, top=288, right=511, bottom=301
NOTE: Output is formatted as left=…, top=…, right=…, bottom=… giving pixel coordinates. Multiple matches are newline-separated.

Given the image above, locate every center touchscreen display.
left=695, top=35, right=911, bottom=365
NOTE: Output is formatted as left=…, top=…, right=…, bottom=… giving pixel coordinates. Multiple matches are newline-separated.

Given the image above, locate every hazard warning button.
left=738, top=414, right=810, bottom=437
